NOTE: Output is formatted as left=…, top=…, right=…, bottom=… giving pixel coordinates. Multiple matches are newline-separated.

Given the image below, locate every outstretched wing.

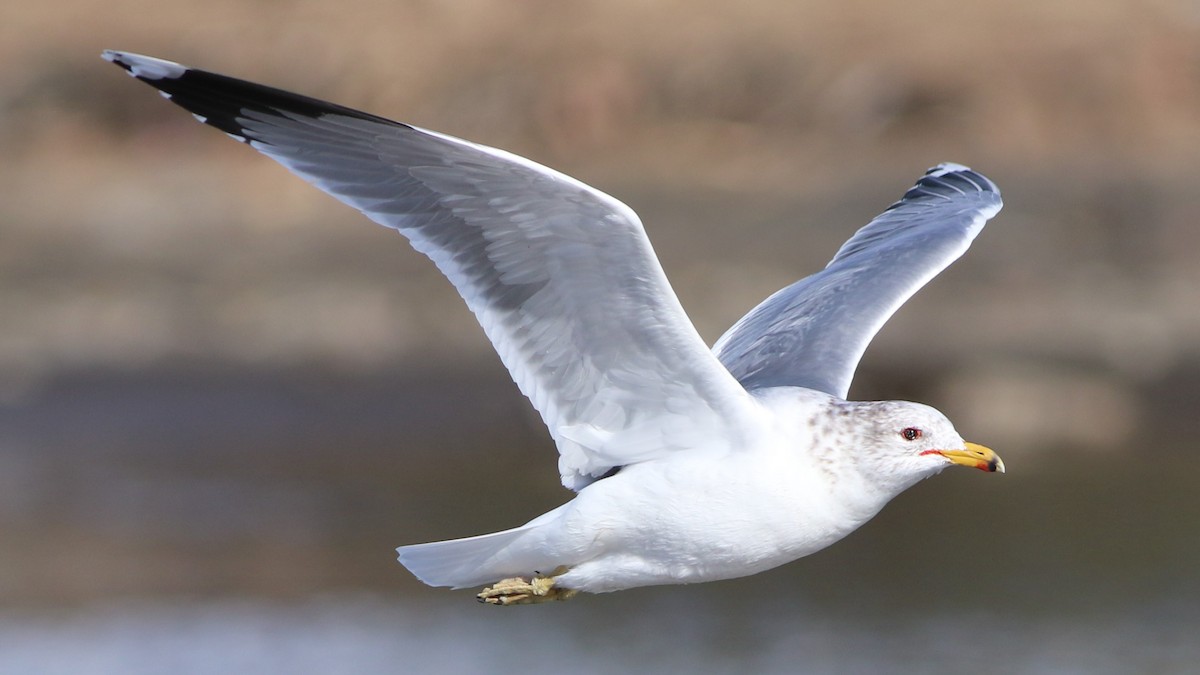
left=713, top=164, right=1002, bottom=399
left=104, top=51, right=761, bottom=490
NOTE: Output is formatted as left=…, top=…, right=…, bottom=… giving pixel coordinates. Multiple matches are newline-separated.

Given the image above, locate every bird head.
left=846, top=399, right=1004, bottom=490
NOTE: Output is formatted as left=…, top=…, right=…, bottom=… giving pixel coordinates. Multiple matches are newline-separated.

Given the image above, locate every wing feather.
left=713, top=163, right=1002, bottom=399
left=103, top=50, right=760, bottom=490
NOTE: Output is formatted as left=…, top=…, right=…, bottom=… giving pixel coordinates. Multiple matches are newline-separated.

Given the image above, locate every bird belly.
left=550, top=454, right=866, bottom=594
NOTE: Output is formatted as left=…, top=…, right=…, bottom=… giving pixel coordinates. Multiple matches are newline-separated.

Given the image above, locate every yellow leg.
left=477, top=566, right=578, bottom=605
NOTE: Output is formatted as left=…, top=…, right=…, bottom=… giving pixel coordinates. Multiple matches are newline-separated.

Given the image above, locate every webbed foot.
left=477, top=566, right=577, bottom=605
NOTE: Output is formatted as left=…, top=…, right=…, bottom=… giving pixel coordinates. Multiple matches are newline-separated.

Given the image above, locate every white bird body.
left=103, top=50, right=1005, bottom=603
left=399, top=388, right=969, bottom=594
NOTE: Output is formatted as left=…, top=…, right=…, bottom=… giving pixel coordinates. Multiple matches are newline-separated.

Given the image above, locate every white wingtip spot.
left=928, top=162, right=971, bottom=176
left=192, top=113, right=208, bottom=124
left=101, top=50, right=187, bottom=80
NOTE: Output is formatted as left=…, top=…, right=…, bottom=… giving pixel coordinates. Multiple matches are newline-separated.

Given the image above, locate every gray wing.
left=712, top=164, right=1002, bottom=399
left=104, top=51, right=762, bottom=490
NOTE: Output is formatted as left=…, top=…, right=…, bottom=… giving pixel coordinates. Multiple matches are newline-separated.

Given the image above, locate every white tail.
left=396, top=509, right=567, bottom=589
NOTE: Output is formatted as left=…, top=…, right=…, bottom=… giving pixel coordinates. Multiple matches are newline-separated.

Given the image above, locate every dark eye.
left=901, top=427, right=923, bottom=441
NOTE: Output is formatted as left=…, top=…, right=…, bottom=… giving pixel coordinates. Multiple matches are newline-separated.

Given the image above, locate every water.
left=1, top=369, right=1198, bottom=673
left=3, top=592, right=1198, bottom=674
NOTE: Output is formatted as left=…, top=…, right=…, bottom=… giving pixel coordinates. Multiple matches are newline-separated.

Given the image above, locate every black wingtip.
left=924, top=162, right=999, bottom=193
left=886, top=163, right=1000, bottom=211
left=102, top=50, right=409, bottom=145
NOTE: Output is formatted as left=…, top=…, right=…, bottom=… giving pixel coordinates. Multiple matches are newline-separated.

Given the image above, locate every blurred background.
left=3, top=0, right=1200, bottom=672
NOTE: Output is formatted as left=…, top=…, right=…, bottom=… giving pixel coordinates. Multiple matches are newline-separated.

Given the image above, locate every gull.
left=103, top=50, right=1005, bottom=606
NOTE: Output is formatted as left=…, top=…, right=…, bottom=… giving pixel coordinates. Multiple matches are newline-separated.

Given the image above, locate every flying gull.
left=103, top=50, right=1005, bottom=605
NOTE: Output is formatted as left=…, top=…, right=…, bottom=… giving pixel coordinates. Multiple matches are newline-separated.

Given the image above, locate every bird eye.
left=901, top=427, right=923, bottom=441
